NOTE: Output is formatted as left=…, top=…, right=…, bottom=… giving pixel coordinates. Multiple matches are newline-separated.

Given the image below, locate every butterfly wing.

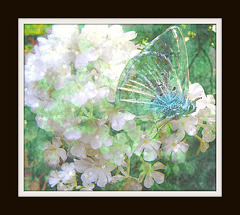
left=115, top=26, right=189, bottom=116
left=146, top=26, right=190, bottom=96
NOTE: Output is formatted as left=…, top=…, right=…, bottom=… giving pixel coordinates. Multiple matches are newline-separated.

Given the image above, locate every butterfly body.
left=115, top=26, right=196, bottom=121
left=151, top=93, right=196, bottom=120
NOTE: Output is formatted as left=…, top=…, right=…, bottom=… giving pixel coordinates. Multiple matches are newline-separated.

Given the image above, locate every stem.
left=108, top=120, right=111, bottom=129
left=194, top=134, right=202, bottom=155
left=139, top=155, right=146, bottom=168
left=151, top=118, right=172, bottom=139
left=41, top=181, right=47, bottom=191
left=194, top=134, right=202, bottom=142
left=81, top=106, right=90, bottom=117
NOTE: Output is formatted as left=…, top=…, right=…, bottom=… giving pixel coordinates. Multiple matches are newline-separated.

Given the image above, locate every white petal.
left=123, top=112, right=135, bottom=121
left=152, top=162, right=166, bottom=170
left=133, top=143, right=144, bottom=156
left=179, top=142, right=189, bottom=153
left=171, top=119, right=181, bottom=131
left=186, top=115, right=198, bottom=125
left=63, top=128, right=82, bottom=141
left=144, top=174, right=154, bottom=188
left=152, top=171, right=165, bottom=184
left=85, top=48, right=99, bottom=61
left=111, top=116, right=126, bottom=131
left=124, top=31, right=137, bottom=40
left=43, top=141, right=52, bottom=150
left=71, top=92, right=88, bottom=106
left=143, top=147, right=157, bottom=162
left=81, top=168, right=98, bottom=184
left=70, top=143, right=86, bottom=159
left=97, top=170, right=108, bottom=188
left=75, top=53, right=89, bottom=68
left=114, top=154, right=124, bottom=166
left=52, top=137, right=62, bottom=148
left=48, top=170, right=60, bottom=187
left=171, top=153, right=178, bottom=163
left=184, top=125, right=197, bottom=136
left=91, top=139, right=101, bottom=149
left=189, top=83, right=205, bottom=101
left=150, top=141, right=161, bottom=150
left=176, top=129, right=186, bottom=142
left=208, top=104, right=216, bottom=113
left=206, top=95, right=215, bottom=105
left=98, top=87, right=110, bottom=99
left=103, top=137, right=113, bottom=147
left=57, top=148, right=67, bottom=161
left=74, top=159, right=94, bottom=173
left=196, top=98, right=207, bottom=109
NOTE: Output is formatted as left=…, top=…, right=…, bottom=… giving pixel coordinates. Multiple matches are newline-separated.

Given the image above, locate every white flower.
left=44, top=137, right=67, bottom=167
left=80, top=182, right=95, bottom=191
left=57, top=181, right=77, bottom=191
left=132, top=131, right=161, bottom=162
left=79, top=25, right=109, bottom=48
left=79, top=24, right=140, bottom=88
left=24, top=55, right=47, bottom=83
left=111, top=173, right=142, bottom=191
left=189, top=83, right=205, bottom=101
left=196, top=107, right=216, bottom=125
left=139, top=162, right=165, bottom=189
left=196, top=94, right=215, bottom=113
left=74, top=157, right=116, bottom=188
left=57, top=162, right=76, bottom=183
left=102, top=133, right=132, bottom=166
left=161, top=131, right=189, bottom=162
left=75, top=48, right=99, bottom=68
left=171, top=115, right=198, bottom=136
left=109, top=111, right=135, bottom=131
left=52, top=64, right=72, bottom=90
left=48, top=170, right=60, bottom=187
left=71, top=81, right=97, bottom=107
left=63, top=127, right=82, bottom=141
left=91, top=86, right=110, bottom=104
left=81, top=123, right=112, bottom=150
left=189, top=83, right=216, bottom=115
left=202, top=123, right=215, bottom=143
left=24, top=86, right=41, bottom=111
left=70, top=142, right=86, bottom=159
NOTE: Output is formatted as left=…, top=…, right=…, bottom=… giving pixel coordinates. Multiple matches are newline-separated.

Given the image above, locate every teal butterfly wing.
left=146, top=26, right=190, bottom=96
left=115, top=26, right=190, bottom=118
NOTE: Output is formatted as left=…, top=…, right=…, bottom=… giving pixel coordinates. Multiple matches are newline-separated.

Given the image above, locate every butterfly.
left=115, top=26, right=196, bottom=122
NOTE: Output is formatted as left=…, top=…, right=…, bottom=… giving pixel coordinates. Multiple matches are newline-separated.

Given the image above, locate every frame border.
left=18, top=18, right=222, bottom=197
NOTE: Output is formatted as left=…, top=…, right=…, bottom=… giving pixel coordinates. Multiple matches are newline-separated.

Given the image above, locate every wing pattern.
left=115, top=26, right=189, bottom=117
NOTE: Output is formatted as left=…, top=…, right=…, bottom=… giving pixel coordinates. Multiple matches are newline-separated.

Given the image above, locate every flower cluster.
left=24, top=25, right=216, bottom=191
left=159, top=83, right=216, bottom=162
